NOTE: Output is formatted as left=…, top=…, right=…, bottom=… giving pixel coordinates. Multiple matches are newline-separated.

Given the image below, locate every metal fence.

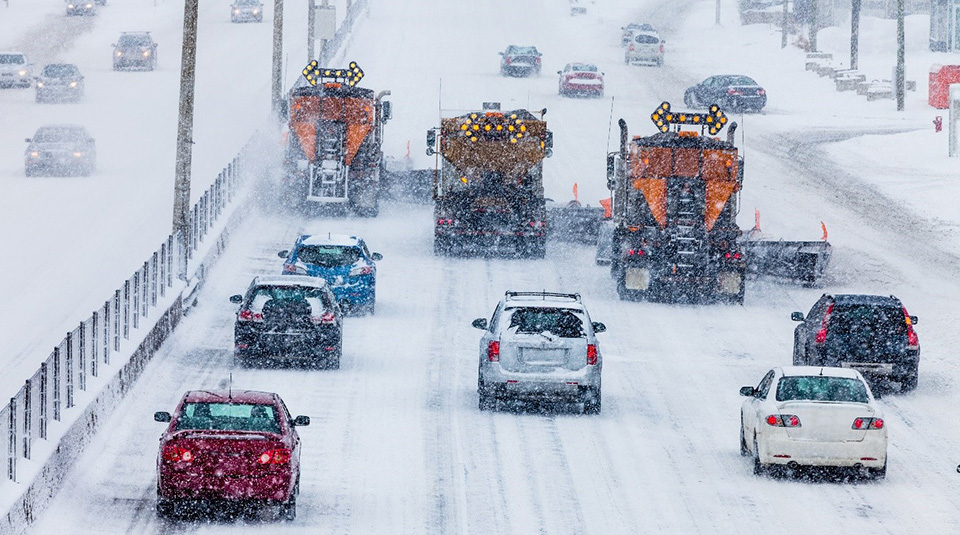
left=2, top=147, right=249, bottom=482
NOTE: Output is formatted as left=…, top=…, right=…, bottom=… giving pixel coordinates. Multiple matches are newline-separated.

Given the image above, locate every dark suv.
left=791, top=294, right=920, bottom=391
left=113, top=32, right=157, bottom=71
left=230, top=276, right=343, bottom=369
left=499, top=45, right=542, bottom=77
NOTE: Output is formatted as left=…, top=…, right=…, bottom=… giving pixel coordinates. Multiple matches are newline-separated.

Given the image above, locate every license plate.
left=841, top=362, right=894, bottom=374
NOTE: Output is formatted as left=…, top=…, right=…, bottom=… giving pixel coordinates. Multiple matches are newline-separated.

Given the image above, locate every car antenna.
left=605, top=96, right=616, bottom=154
left=228, top=373, right=233, bottom=400
left=819, top=367, right=824, bottom=376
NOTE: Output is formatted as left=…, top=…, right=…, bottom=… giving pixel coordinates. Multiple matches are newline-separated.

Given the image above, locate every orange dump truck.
left=606, top=101, right=746, bottom=303
left=283, top=61, right=391, bottom=216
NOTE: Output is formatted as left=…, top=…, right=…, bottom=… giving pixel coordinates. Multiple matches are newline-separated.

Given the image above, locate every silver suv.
left=0, top=52, right=33, bottom=88
left=473, top=291, right=606, bottom=413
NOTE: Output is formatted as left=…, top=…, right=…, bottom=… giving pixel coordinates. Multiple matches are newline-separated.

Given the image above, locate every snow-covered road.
left=9, top=0, right=960, bottom=532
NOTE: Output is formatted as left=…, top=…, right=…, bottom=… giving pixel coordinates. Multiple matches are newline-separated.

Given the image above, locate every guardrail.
left=0, top=148, right=246, bottom=484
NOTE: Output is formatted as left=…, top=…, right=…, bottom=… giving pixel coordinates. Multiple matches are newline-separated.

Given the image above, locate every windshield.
left=33, top=128, right=85, bottom=142
left=0, top=54, right=25, bottom=65
left=119, top=35, right=152, bottom=47
left=634, top=33, right=660, bottom=44
left=175, top=402, right=280, bottom=433
left=42, top=64, right=78, bottom=77
left=506, top=307, right=585, bottom=338
left=775, top=376, right=869, bottom=403
left=297, top=245, right=361, bottom=267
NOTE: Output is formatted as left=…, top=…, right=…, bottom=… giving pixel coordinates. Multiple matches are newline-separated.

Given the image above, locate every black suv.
left=791, top=294, right=920, bottom=391
left=499, top=45, right=542, bottom=77
left=230, top=276, right=343, bottom=369
left=112, top=32, right=157, bottom=71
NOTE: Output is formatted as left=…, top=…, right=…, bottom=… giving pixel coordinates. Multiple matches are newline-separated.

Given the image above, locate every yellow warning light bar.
left=302, top=60, right=365, bottom=87
left=650, top=101, right=728, bottom=135
left=457, top=112, right=527, bottom=143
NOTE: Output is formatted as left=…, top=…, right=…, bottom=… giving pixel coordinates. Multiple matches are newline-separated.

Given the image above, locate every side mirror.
left=790, top=312, right=804, bottom=322
left=370, top=252, right=383, bottom=261
left=381, top=101, right=392, bottom=121
left=229, top=294, right=243, bottom=304
left=111, top=43, right=116, bottom=47
left=471, top=318, right=488, bottom=330
left=498, top=52, right=505, bottom=56
left=278, top=250, right=289, bottom=258
left=292, top=415, right=311, bottom=427
left=154, top=411, right=171, bottom=422
left=739, top=386, right=756, bottom=397
left=557, top=70, right=562, bottom=75
left=24, top=138, right=31, bottom=143
left=592, top=322, right=606, bottom=333
left=910, top=315, right=918, bottom=325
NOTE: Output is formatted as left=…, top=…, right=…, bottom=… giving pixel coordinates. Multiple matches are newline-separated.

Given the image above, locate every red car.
left=558, top=63, right=604, bottom=97
left=154, top=389, right=310, bottom=520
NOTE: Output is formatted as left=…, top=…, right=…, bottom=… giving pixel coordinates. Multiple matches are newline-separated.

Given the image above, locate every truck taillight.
left=311, top=311, right=337, bottom=325
left=239, top=309, right=263, bottom=322
left=528, top=220, right=546, bottom=228
left=437, top=218, right=455, bottom=225
left=766, top=414, right=801, bottom=427
left=162, top=445, right=194, bottom=463
left=587, top=344, right=598, bottom=365
left=903, top=306, right=919, bottom=349
left=853, top=417, right=884, bottom=430
left=258, top=448, right=292, bottom=465
left=626, top=249, right=644, bottom=256
left=487, top=341, right=500, bottom=362
left=724, top=252, right=742, bottom=260
left=815, top=303, right=833, bottom=344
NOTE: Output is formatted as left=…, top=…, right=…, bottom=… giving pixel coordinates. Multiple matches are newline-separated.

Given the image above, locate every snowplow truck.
left=607, top=101, right=746, bottom=303
left=427, top=103, right=553, bottom=257
left=283, top=61, right=392, bottom=216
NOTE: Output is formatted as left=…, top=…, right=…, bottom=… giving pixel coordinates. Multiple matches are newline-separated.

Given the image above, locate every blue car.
left=279, top=234, right=382, bottom=315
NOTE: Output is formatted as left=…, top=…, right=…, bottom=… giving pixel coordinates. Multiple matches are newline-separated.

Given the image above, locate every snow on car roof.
left=254, top=275, right=330, bottom=289
left=779, top=366, right=863, bottom=379
left=299, top=233, right=360, bottom=247
left=503, top=292, right=585, bottom=310
left=183, top=389, right=277, bottom=404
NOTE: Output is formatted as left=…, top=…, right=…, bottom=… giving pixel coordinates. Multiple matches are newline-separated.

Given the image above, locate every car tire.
left=156, top=497, right=174, bottom=518
left=792, top=338, right=803, bottom=366
left=870, top=461, right=887, bottom=480
left=624, top=55, right=630, bottom=65
left=582, top=387, right=601, bottom=415
left=752, top=438, right=766, bottom=475
left=478, top=378, right=496, bottom=411
left=739, top=419, right=750, bottom=456
left=281, top=495, right=297, bottom=521
left=656, top=58, right=663, bottom=67
left=900, top=373, right=918, bottom=392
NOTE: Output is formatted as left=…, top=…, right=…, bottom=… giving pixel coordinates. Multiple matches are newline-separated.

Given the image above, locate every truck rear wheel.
left=434, top=235, right=449, bottom=256
left=519, top=237, right=545, bottom=259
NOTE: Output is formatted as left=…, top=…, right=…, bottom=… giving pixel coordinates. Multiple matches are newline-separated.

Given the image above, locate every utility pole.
left=173, top=0, right=198, bottom=281
left=809, top=0, right=819, bottom=51
left=271, top=0, right=284, bottom=116
left=850, top=0, right=861, bottom=69
left=781, top=0, right=789, bottom=48
left=716, top=0, right=721, bottom=25
left=307, top=0, right=315, bottom=62
left=895, top=0, right=905, bottom=111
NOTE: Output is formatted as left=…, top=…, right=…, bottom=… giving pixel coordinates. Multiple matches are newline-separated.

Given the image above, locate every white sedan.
left=739, top=366, right=887, bottom=479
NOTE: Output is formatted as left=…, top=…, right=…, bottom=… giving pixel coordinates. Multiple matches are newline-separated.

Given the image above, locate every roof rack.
left=505, top=291, right=581, bottom=302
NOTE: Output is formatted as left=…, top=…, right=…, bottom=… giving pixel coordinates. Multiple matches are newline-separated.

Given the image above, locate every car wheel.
left=752, top=438, right=766, bottom=475
left=582, top=386, right=601, bottom=415
left=739, top=419, right=749, bottom=456
left=156, top=497, right=174, bottom=518
left=900, top=373, right=918, bottom=392
left=624, top=55, right=630, bottom=65
left=281, top=494, right=297, bottom=521
left=870, top=461, right=887, bottom=480
left=656, top=58, right=663, bottom=67
left=792, top=338, right=802, bottom=366
left=478, top=378, right=496, bottom=411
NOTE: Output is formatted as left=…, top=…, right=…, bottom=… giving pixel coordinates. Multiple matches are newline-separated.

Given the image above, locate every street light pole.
left=173, top=0, right=198, bottom=281
left=781, top=0, right=789, bottom=48
left=895, top=0, right=905, bottom=111
left=271, top=0, right=284, bottom=116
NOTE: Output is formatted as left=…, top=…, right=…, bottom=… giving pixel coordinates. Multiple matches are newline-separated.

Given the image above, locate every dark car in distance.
left=791, top=294, right=920, bottom=391
left=113, top=31, right=157, bottom=71
left=499, top=45, right=542, bottom=77
left=35, top=63, right=84, bottom=103
left=154, top=389, right=310, bottom=520
left=231, top=275, right=343, bottom=369
left=24, top=124, right=96, bottom=176
left=66, top=0, right=96, bottom=16
left=683, top=74, right=766, bottom=113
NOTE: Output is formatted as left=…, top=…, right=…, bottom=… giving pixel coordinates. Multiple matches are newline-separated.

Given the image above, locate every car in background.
left=683, top=74, right=767, bottom=113
left=65, top=0, right=96, bottom=16
left=473, top=291, right=606, bottom=414
left=0, top=52, right=33, bottom=88
left=557, top=63, right=604, bottom=97
left=113, top=31, right=157, bottom=71
left=154, top=389, right=310, bottom=520
left=621, top=23, right=655, bottom=46
left=231, top=275, right=343, bottom=369
left=24, top=124, right=96, bottom=177
left=231, top=0, right=264, bottom=22
left=569, top=0, right=587, bottom=15
left=499, top=45, right=542, bottom=77
left=740, top=366, right=887, bottom=479
left=624, top=30, right=664, bottom=66
left=35, top=64, right=84, bottom=103
left=279, top=233, right=382, bottom=315
left=791, top=293, right=920, bottom=391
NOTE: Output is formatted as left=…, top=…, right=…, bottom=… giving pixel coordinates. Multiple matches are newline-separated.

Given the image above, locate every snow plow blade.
left=740, top=239, right=832, bottom=285
left=546, top=204, right=604, bottom=243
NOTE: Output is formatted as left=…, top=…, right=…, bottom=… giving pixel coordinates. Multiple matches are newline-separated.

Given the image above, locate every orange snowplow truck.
left=283, top=61, right=392, bottom=216
left=607, top=101, right=746, bottom=303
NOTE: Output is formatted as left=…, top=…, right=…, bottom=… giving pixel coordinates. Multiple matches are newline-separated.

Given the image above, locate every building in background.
left=930, top=0, right=958, bottom=51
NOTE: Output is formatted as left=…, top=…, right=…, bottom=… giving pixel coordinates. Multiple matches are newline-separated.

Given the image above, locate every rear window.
left=176, top=402, right=280, bottom=433
left=505, top=307, right=585, bottom=338
left=776, top=376, right=869, bottom=403
left=248, top=285, right=332, bottom=314
left=831, top=305, right=907, bottom=338
left=722, top=75, right=758, bottom=86
left=634, top=34, right=660, bottom=44
left=0, top=54, right=25, bottom=65
left=571, top=64, right=598, bottom=72
left=297, top=245, right=361, bottom=267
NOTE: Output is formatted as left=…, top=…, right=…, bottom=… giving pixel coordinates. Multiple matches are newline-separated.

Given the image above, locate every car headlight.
left=252, top=9, right=259, bottom=14
left=73, top=152, right=84, bottom=158
left=116, top=51, right=123, bottom=57
left=85, top=2, right=92, bottom=6
left=18, top=70, right=27, bottom=76
left=28, top=151, right=39, bottom=158
left=36, top=81, right=44, bottom=88
left=69, top=81, right=77, bottom=88
left=233, top=8, right=240, bottom=13
left=142, top=50, right=151, bottom=57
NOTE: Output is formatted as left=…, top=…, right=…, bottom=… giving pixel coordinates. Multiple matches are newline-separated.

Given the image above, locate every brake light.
left=766, top=414, right=801, bottom=427
left=758, top=88, right=766, bottom=95
left=282, top=263, right=297, bottom=273
left=629, top=44, right=635, bottom=52
left=349, top=265, right=374, bottom=277
left=903, top=306, right=919, bottom=349
left=587, top=344, right=598, bottom=365
left=257, top=448, right=292, bottom=465
left=727, top=88, right=741, bottom=95
left=312, top=311, right=337, bottom=324
left=437, top=218, right=455, bottom=225
left=238, top=309, right=264, bottom=322
left=724, top=252, right=742, bottom=260
left=528, top=220, right=546, bottom=228
left=162, top=445, right=194, bottom=463
left=487, top=341, right=500, bottom=362
left=815, top=303, right=833, bottom=344
left=852, top=417, right=884, bottom=430
left=505, top=57, right=512, bottom=64
left=659, top=44, right=664, bottom=53
left=626, top=249, right=644, bottom=256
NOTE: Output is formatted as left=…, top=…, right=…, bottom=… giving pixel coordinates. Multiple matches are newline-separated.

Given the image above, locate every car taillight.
left=312, top=311, right=337, bottom=324
left=283, top=263, right=297, bottom=273
left=587, top=344, right=598, bottom=365
left=903, top=306, right=919, bottom=349
left=766, top=414, right=801, bottom=427
left=758, top=88, right=766, bottom=95
left=528, top=220, right=546, bottom=228
left=257, top=448, right=292, bottom=465
left=487, top=341, right=500, bottom=362
left=659, top=44, right=664, bottom=53
left=535, top=57, right=541, bottom=64
left=505, top=57, right=512, bottom=64
left=238, top=309, right=263, bottom=322
left=815, top=303, right=833, bottom=344
left=349, top=265, right=374, bottom=277
left=626, top=249, right=644, bottom=256
left=727, top=88, right=741, bottom=95
left=853, top=417, right=884, bottom=430
left=724, top=252, right=742, bottom=260
left=162, top=445, right=194, bottom=463
left=437, top=218, right=455, bottom=225
left=629, top=44, right=635, bottom=51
